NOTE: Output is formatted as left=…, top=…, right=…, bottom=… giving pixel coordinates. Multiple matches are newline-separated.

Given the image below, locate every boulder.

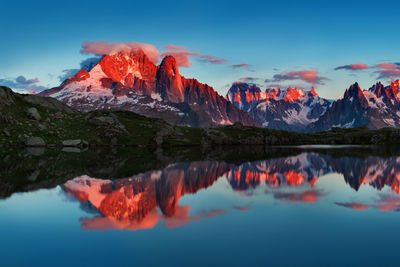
left=62, top=139, right=88, bottom=147
left=53, top=112, right=64, bottom=119
left=27, top=107, right=41, bottom=120
left=38, top=123, right=47, bottom=130
left=25, top=136, right=45, bottom=147
left=89, top=116, right=115, bottom=126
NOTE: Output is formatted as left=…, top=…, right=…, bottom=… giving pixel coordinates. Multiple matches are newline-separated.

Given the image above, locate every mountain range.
left=38, top=49, right=400, bottom=132
left=226, top=82, right=332, bottom=131
left=39, top=50, right=257, bottom=127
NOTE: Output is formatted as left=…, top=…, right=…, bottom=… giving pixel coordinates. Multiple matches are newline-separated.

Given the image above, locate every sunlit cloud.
left=373, top=63, right=400, bottom=80
left=162, top=44, right=227, bottom=67
left=334, top=63, right=369, bottom=71
left=334, top=62, right=400, bottom=80
left=239, top=77, right=259, bottom=83
left=375, top=63, right=400, bottom=69
left=375, top=69, right=400, bottom=80
left=265, top=70, right=327, bottom=85
left=231, top=63, right=251, bottom=68
left=80, top=40, right=160, bottom=64
left=163, top=44, right=188, bottom=51
left=0, top=75, right=46, bottom=94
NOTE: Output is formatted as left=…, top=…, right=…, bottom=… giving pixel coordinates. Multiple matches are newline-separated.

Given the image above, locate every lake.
left=1, top=145, right=399, bottom=266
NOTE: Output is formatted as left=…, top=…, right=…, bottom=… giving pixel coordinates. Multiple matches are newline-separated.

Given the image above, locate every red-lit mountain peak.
left=310, top=87, right=318, bottom=97
left=40, top=49, right=259, bottom=127
left=98, top=49, right=157, bottom=88
left=283, top=87, right=305, bottom=102
left=155, top=55, right=184, bottom=102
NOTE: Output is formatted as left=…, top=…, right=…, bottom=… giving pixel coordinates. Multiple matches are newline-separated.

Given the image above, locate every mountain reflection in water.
left=59, top=152, right=400, bottom=231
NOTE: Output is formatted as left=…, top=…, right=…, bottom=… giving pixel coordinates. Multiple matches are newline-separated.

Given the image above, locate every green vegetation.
left=2, top=85, right=400, bottom=147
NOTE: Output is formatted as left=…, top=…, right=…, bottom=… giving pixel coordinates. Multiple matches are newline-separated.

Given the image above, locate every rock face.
left=39, top=50, right=258, bottom=128
left=308, top=81, right=400, bottom=132
left=226, top=82, right=331, bottom=132
left=0, top=86, right=15, bottom=107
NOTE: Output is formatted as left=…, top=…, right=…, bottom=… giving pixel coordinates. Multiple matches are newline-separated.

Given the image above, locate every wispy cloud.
left=265, top=70, right=327, bottom=85
left=231, top=63, right=251, bottom=68
left=374, top=63, right=400, bottom=80
left=80, top=40, right=160, bottom=63
left=334, top=63, right=369, bottom=71
left=0, top=75, right=46, bottom=94
left=334, top=62, right=400, bottom=80
left=239, top=77, right=259, bottom=83
left=162, top=43, right=227, bottom=67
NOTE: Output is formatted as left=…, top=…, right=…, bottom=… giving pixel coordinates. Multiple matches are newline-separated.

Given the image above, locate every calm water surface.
left=0, top=146, right=399, bottom=266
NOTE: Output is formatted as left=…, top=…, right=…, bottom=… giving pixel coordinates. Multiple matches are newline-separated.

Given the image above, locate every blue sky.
left=1, top=0, right=400, bottom=99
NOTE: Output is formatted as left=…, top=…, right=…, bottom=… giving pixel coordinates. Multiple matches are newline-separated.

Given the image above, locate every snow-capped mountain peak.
left=226, top=83, right=331, bottom=131
left=308, top=80, right=400, bottom=131
left=40, top=50, right=258, bottom=127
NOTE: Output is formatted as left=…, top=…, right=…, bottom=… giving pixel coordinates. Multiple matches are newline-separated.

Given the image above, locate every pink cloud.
left=375, top=69, right=400, bottom=80
left=265, top=70, right=327, bottom=85
left=239, top=77, right=259, bottom=83
left=376, top=63, right=400, bottom=69
left=231, top=63, right=250, bottom=68
left=373, top=63, right=400, bottom=80
left=162, top=45, right=227, bottom=67
left=160, top=50, right=194, bottom=67
left=80, top=40, right=160, bottom=64
left=163, top=44, right=188, bottom=51
left=0, top=75, right=46, bottom=94
left=333, top=62, right=400, bottom=80
left=334, top=63, right=370, bottom=71
left=79, top=41, right=227, bottom=68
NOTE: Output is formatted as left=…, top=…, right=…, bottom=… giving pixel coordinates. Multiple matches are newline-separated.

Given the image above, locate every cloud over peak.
left=239, top=77, right=259, bottom=83
left=80, top=40, right=160, bottom=64
left=80, top=41, right=228, bottom=68
left=265, top=70, right=327, bottom=85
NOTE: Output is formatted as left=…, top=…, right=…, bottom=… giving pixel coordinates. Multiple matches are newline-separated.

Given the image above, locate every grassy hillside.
left=2, top=85, right=400, bottom=147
